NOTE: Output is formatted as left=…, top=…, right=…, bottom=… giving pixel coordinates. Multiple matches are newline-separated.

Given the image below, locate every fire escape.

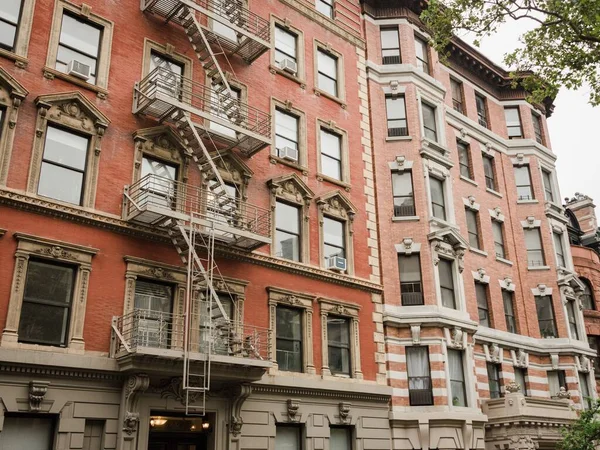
left=111, top=0, right=272, bottom=414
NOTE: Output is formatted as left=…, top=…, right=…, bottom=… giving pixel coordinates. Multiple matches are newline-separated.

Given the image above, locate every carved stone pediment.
left=213, top=150, right=253, bottom=186
left=0, top=66, right=28, bottom=108
left=316, top=190, right=357, bottom=221
left=268, top=173, right=315, bottom=206
left=35, top=91, right=110, bottom=134
left=133, top=126, right=187, bottom=162
left=428, top=227, right=469, bottom=251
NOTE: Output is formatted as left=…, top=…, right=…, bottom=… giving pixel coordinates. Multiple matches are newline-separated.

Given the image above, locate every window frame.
left=514, top=165, right=534, bottom=201
left=438, top=258, right=456, bottom=309
left=535, top=295, right=558, bottom=338
left=504, top=106, right=523, bottom=139
left=316, top=119, right=350, bottom=185
left=421, top=101, right=438, bottom=142
left=502, top=289, right=517, bottom=333
left=0, top=0, right=23, bottom=53
left=476, top=282, right=491, bottom=327
left=270, top=17, right=305, bottom=84
left=429, top=175, right=447, bottom=221
left=581, top=278, right=595, bottom=310
left=314, top=41, right=345, bottom=104
left=329, top=426, right=353, bottom=450
left=580, top=372, right=592, bottom=410
left=532, top=111, right=544, bottom=145
left=406, top=346, right=434, bottom=406
left=271, top=98, right=307, bottom=169
left=514, top=368, right=528, bottom=396
left=398, top=253, right=424, bottom=306
left=475, top=93, right=489, bottom=128
left=487, top=362, right=501, bottom=399
left=316, top=0, right=334, bottom=19
left=482, top=154, right=497, bottom=191
left=414, top=35, right=430, bottom=75
left=450, top=77, right=464, bottom=114
left=385, top=94, right=408, bottom=137
left=553, top=230, right=566, bottom=268
left=492, top=220, right=506, bottom=260
left=465, top=208, right=481, bottom=250
left=0, top=0, right=35, bottom=67
left=274, top=200, right=302, bottom=262
left=392, top=170, right=415, bottom=217
left=448, top=348, right=468, bottom=407
left=275, top=424, right=303, bottom=450
left=524, top=227, right=545, bottom=268
left=548, top=369, right=567, bottom=398
left=541, top=169, right=555, bottom=203
left=380, top=26, right=401, bottom=65
left=457, top=140, right=472, bottom=180
left=0, top=414, right=57, bottom=449
left=275, top=304, right=304, bottom=372
left=566, top=299, right=580, bottom=340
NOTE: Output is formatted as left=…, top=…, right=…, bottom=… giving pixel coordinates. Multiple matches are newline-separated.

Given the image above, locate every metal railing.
left=111, top=308, right=271, bottom=360
left=135, top=67, right=271, bottom=141
left=401, top=288, right=424, bottom=306
left=124, top=173, right=271, bottom=240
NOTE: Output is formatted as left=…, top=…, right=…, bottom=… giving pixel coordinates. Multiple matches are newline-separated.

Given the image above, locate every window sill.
left=517, top=199, right=539, bottom=205
left=269, top=155, right=308, bottom=175
left=43, top=66, right=109, bottom=99
left=486, top=188, right=503, bottom=198
left=269, top=65, right=306, bottom=89
left=496, top=256, right=513, bottom=266
left=460, top=176, right=478, bottom=187
left=316, top=173, right=351, bottom=191
left=469, top=247, right=488, bottom=257
left=313, top=88, right=347, bottom=109
left=392, top=215, right=419, bottom=222
left=0, top=48, right=28, bottom=68
left=528, top=265, right=551, bottom=271
left=429, top=217, right=457, bottom=230
left=386, top=135, right=412, bottom=142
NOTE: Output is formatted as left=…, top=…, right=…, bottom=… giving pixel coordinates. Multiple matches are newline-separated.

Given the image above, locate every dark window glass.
left=276, top=306, right=303, bottom=372
left=450, top=78, right=464, bottom=113
left=406, top=346, right=433, bottom=405
left=492, top=220, right=506, bottom=259
left=415, top=36, right=430, bottom=74
left=275, top=425, right=302, bottom=450
left=275, top=109, right=299, bottom=155
left=399, top=254, right=423, bottom=306
left=320, top=128, right=342, bottom=180
left=476, top=283, right=490, bottom=327
left=323, top=217, right=345, bottom=265
left=38, top=126, right=89, bottom=205
left=316, top=0, right=334, bottom=18
left=514, top=165, right=534, bottom=200
left=566, top=300, right=579, bottom=340
left=524, top=228, right=545, bottom=267
left=275, top=25, right=297, bottom=66
left=439, top=259, right=455, bottom=309
left=514, top=368, right=528, bottom=396
left=317, top=49, right=337, bottom=96
left=56, top=13, right=102, bottom=84
left=386, top=95, right=408, bottom=137
left=457, top=141, right=471, bottom=179
left=483, top=155, right=496, bottom=190
left=580, top=373, right=592, bottom=409
left=487, top=363, right=501, bottom=398
left=553, top=232, right=566, bottom=268
left=581, top=279, right=595, bottom=310
left=448, top=349, right=467, bottom=406
left=535, top=295, right=557, bottom=338
left=134, top=279, right=174, bottom=349
left=504, top=107, right=523, bottom=138
left=548, top=370, right=567, bottom=398
left=18, top=260, right=75, bottom=346
left=83, top=420, right=104, bottom=450
left=587, top=336, right=600, bottom=373
left=0, top=415, right=56, bottom=449
left=381, top=27, right=400, bottom=64
left=327, top=316, right=350, bottom=375
left=330, top=427, right=352, bottom=450
left=429, top=176, right=446, bottom=220
left=0, top=0, right=22, bottom=51
left=392, top=171, right=415, bottom=217
left=466, top=209, right=480, bottom=249
left=421, top=102, right=437, bottom=141
left=276, top=201, right=301, bottom=261
left=475, top=94, right=488, bottom=128
left=542, top=170, right=554, bottom=203
left=503, top=290, right=517, bottom=333
left=532, top=112, right=544, bottom=144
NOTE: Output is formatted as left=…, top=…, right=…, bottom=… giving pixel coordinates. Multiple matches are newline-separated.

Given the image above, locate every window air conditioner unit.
left=67, top=60, right=91, bottom=81
left=280, top=58, right=298, bottom=75
left=278, top=146, right=299, bottom=162
left=327, top=255, right=347, bottom=272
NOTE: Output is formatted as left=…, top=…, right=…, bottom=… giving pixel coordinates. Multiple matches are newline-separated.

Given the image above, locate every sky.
left=461, top=22, right=600, bottom=206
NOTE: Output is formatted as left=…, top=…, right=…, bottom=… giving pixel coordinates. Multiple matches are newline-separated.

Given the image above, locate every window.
left=317, top=49, right=338, bottom=96
left=399, top=254, right=423, bottom=306
left=207, top=180, right=238, bottom=231
left=0, top=0, right=22, bottom=51
left=320, top=128, right=342, bottom=180
left=381, top=27, right=400, bottom=64
left=588, top=336, right=600, bottom=373
left=535, top=295, right=557, bottom=338
left=134, top=280, right=174, bottom=348
left=483, top=155, right=496, bottom=191
left=415, top=36, right=430, bottom=74
left=327, top=315, right=350, bottom=376
left=275, top=109, right=299, bottom=159
left=457, top=141, right=472, bottom=179
left=465, top=209, right=481, bottom=249
left=487, top=363, right=501, bottom=398
left=275, top=25, right=297, bottom=68
left=476, top=283, right=490, bottom=327
left=330, top=427, right=352, bottom=450
left=429, top=177, right=446, bottom=221
left=553, top=231, right=566, bottom=268
left=581, top=279, right=595, bottom=310
left=323, top=217, right=345, bottom=264
left=450, top=78, right=464, bottom=113
left=548, top=370, right=567, bottom=398
left=276, top=306, right=303, bottom=372
left=566, top=300, right=579, bottom=340
left=504, top=107, right=523, bottom=139
left=524, top=228, right=545, bottom=267
left=421, top=102, right=437, bottom=142
left=56, top=13, right=102, bottom=85
left=492, top=221, right=506, bottom=259
left=275, top=201, right=301, bottom=261
left=148, top=51, right=184, bottom=99
left=580, top=373, right=592, bottom=410
left=406, top=346, right=433, bottom=405
left=83, top=420, right=104, bottom=450
left=209, top=82, right=241, bottom=138
left=514, top=368, right=528, bottom=396
left=503, top=290, right=517, bottom=333
left=276, top=425, right=302, bottom=450
left=439, top=259, right=456, bottom=309
left=514, top=165, right=534, bottom=200
left=392, top=171, right=415, bottom=217
left=386, top=95, right=408, bottom=137
left=18, top=260, right=75, bottom=346
left=475, top=94, right=488, bottom=128
left=140, top=156, right=177, bottom=209
left=448, top=349, right=467, bottom=406
left=316, top=0, right=334, bottom=18
left=532, top=112, right=544, bottom=144
left=37, top=126, right=89, bottom=205
left=542, top=169, right=555, bottom=203
left=0, top=415, right=56, bottom=449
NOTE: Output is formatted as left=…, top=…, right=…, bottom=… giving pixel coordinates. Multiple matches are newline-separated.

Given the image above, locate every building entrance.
left=147, top=413, right=214, bottom=450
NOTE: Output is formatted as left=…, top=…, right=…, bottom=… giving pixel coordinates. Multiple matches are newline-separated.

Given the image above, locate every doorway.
left=147, top=413, right=215, bottom=450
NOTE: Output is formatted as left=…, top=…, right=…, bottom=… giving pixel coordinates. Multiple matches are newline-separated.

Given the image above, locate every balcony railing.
left=401, top=287, right=424, bottom=306
left=111, top=308, right=271, bottom=361
left=134, top=67, right=271, bottom=155
left=124, top=174, right=271, bottom=249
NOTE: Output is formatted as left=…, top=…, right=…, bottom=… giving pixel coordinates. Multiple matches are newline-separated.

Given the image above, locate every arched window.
left=581, top=278, right=595, bottom=310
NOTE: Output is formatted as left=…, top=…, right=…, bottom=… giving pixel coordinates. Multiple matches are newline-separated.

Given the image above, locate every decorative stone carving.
left=152, top=377, right=200, bottom=405
left=550, top=354, right=559, bottom=370
left=287, top=398, right=300, bottom=422
left=505, top=381, right=521, bottom=394
left=29, top=381, right=50, bottom=411
left=556, top=386, right=571, bottom=399
left=230, top=384, right=252, bottom=437
left=451, top=327, right=464, bottom=349
left=140, top=267, right=176, bottom=281
left=489, top=343, right=501, bottom=363
left=268, top=173, right=314, bottom=208
left=411, top=325, right=421, bottom=344
left=123, top=373, right=149, bottom=435
left=509, top=436, right=538, bottom=450
left=34, top=245, right=79, bottom=261
left=580, top=355, right=591, bottom=373
left=339, top=402, right=351, bottom=424
left=316, top=190, right=357, bottom=221
left=515, top=349, right=528, bottom=368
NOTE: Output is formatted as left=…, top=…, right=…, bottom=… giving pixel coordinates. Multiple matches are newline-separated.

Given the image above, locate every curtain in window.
left=407, top=347, right=429, bottom=389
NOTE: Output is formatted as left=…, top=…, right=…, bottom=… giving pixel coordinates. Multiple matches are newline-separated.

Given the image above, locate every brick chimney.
left=566, top=193, right=598, bottom=238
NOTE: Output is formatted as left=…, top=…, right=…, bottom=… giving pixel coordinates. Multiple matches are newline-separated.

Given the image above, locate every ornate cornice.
left=252, top=384, right=390, bottom=402
left=0, top=362, right=123, bottom=382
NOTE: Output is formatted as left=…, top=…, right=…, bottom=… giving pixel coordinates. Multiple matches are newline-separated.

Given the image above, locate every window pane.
left=24, top=260, right=74, bottom=305
left=524, top=228, right=544, bottom=266
left=83, top=420, right=104, bottom=450
left=487, top=363, right=501, bottom=398
left=448, top=349, right=467, bottom=406
left=141, top=157, right=177, bottom=182
left=386, top=96, right=406, bottom=120
left=466, top=209, right=479, bottom=248
left=493, top=221, right=505, bottom=258
left=134, top=280, right=173, bottom=313
left=535, top=296, right=557, bottom=338
left=0, top=416, right=55, bottom=450
left=60, top=14, right=101, bottom=57
left=318, top=50, right=337, bottom=78
left=320, top=129, right=341, bottom=158
left=323, top=217, right=345, bottom=259
left=457, top=142, right=470, bottom=178
left=504, top=107, right=522, bottom=138
left=275, top=26, right=297, bottom=61
left=276, top=306, right=302, bottom=372
left=438, top=259, right=453, bottom=288
left=19, top=301, right=70, bottom=345
left=0, top=0, right=22, bottom=23
left=330, top=428, right=351, bottom=450
left=276, top=110, right=299, bottom=149
left=503, top=290, right=517, bottom=333
left=316, top=0, right=334, bottom=18
left=0, top=21, right=17, bottom=50
left=476, top=283, right=490, bottom=327
left=327, top=316, right=350, bottom=375
left=422, top=103, right=437, bottom=141
left=392, top=172, right=412, bottom=196
left=429, top=177, right=445, bottom=220
left=275, top=426, right=301, bottom=450
left=276, top=201, right=300, bottom=234
left=38, top=162, right=84, bottom=205
left=483, top=156, right=495, bottom=189
left=553, top=232, right=565, bottom=267
left=406, top=346, right=429, bottom=378
left=399, top=254, right=421, bottom=283
left=514, top=368, right=527, bottom=395
left=44, top=126, right=88, bottom=171
left=381, top=28, right=399, bottom=48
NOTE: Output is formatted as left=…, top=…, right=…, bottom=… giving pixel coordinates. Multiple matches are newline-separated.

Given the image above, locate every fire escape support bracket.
left=230, top=383, right=252, bottom=438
